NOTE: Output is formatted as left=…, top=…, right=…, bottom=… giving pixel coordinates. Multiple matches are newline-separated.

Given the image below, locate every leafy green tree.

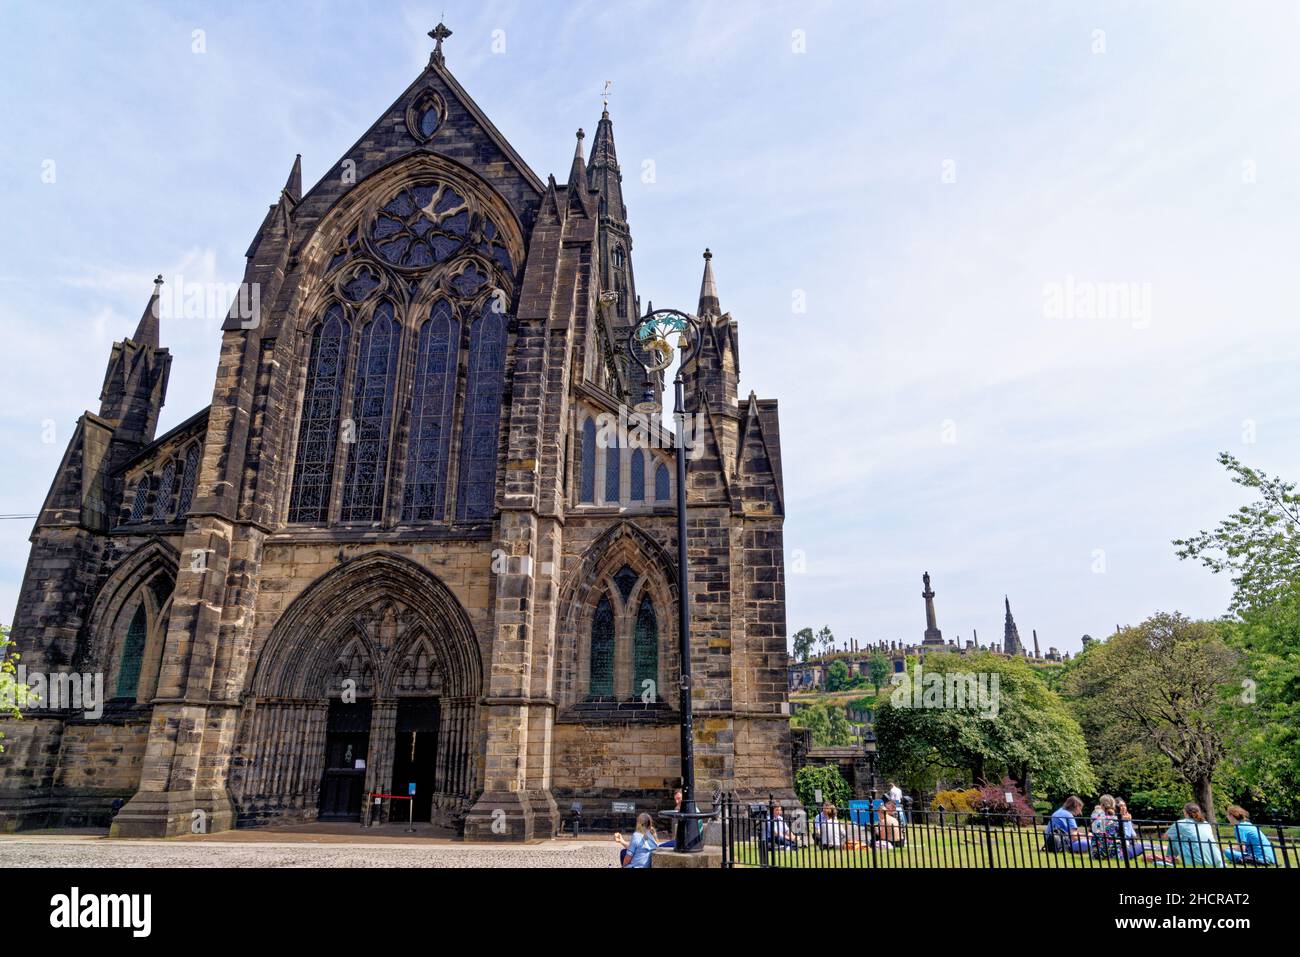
left=791, top=700, right=853, bottom=747
left=826, top=660, right=850, bottom=692
left=1174, top=453, right=1300, bottom=614
left=791, top=627, right=815, bottom=663
left=1062, top=612, right=1238, bottom=819
left=816, top=625, right=835, bottom=656
left=867, top=653, right=890, bottom=694
left=1, top=625, right=33, bottom=753
left=1218, top=585, right=1300, bottom=818
left=794, top=764, right=852, bottom=810
left=875, top=651, right=1095, bottom=800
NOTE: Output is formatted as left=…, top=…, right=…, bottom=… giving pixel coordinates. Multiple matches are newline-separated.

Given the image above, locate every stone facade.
left=0, top=27, right=793, bottom=839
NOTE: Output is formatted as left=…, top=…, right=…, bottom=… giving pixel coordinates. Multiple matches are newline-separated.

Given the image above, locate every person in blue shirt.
left=1225, top=805, right=1276, bottom=866
left=1044, top=796, right=1088, bottom=852
left=1165, top=803, right=1225, bottom=868
left=622, top=813, right=659, bottom=868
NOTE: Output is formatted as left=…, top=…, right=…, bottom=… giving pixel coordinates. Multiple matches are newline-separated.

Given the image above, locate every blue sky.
left=2, top=1, right=1298, bottom=655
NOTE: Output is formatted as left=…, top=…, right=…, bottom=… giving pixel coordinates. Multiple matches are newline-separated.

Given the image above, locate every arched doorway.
left=236, top=553, right=483, bottom=827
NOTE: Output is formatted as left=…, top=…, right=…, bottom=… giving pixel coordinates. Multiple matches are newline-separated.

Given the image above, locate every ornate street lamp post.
left=626, top=307, right=711, bottom=851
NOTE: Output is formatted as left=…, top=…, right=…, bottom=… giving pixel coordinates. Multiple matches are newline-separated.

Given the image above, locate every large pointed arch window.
left=579, top=417, right=597, bottom=503
left=634, top=596, right=658, bottom=698
left=176, top=444, right=200, bottom=517
left=589, top=596, right=615, bottom=698
left=115, top=604, right=148, bottom=700
left=289, top=305, right=350, bottom=523
left=455, top=303, right=506, bottom=521
left=629, top=448, right=645, bottom=502
left=402, top=300, right=459, bottom=521
left=604, top=434, right=621, bottom=503
left=341, top=301, right=400, bottom=522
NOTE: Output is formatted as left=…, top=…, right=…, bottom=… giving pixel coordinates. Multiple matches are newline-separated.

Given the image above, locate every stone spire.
left=132, top=274, right=164, bottom=348
left=1032, top=628, right=1041, bottom=658
left=921, top=571, right=944, bottom=645
left=697, top=247, right=721, bottom=318
left=1003, top=596, right=1024, bottom=656
left=282, top=153, right=302, bottom=205
left=587, top=106, right=635, bottom=325
left=99, top=274, right=172, bottom=451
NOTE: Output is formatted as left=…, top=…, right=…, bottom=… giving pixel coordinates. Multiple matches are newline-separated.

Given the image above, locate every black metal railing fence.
left=719, top=795, right=1297, bottom=869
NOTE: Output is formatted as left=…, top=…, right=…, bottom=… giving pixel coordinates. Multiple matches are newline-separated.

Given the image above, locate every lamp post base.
left=652, top=847, right=723, bottom=869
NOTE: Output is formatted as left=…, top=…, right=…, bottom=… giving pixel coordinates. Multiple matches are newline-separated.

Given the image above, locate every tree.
left=791, top=627, right=815, bottom=663
left=874, top=651, right=1095, bottom=800
left=867, top=653, right=891, bottom=694
left=826, top=660, right=850, bottom=692
left=795, top=764, right=852, bottom=810
left=1218, top=584, right=1300, bottom=819
left=1174, top=453, right=1300, bottom=614
left=0, top=625, right=33, bottom=753
left=790, top=700, right=853, bottom=748
left=816, top=625, right=835, bottom=656
left=1062, top=612, right=1238, bottom=819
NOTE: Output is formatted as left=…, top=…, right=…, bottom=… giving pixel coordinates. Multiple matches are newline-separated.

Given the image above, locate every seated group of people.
left=1045, top=796, right=1277, bottom=867
left=766, top=798, right=904, bottom=851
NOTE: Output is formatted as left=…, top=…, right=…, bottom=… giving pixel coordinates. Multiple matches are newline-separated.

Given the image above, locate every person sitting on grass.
left=1089, top=794, right=1121, bottom=859
left=1115, top=799, right=1172, bottom=864
left=876, top=799, right=904, bottom=849
left=767, top=804, right=802, bottom=850
left=622, top=813, right=659, bottom=868
left=1165, top=803, right=1224, bottom=868
left=1224, top=805, right=1276, bottom=866
left=815, top=801, right=844, bottom=848
left=1044, top=795, right=1088, bottom=853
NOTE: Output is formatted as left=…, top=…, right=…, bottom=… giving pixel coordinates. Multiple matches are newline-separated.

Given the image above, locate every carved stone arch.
left=558, top=521, right=679, bottom=708
left=251, top=551, right=483, bottom=701
left=82, top=538, right=179, bottom=701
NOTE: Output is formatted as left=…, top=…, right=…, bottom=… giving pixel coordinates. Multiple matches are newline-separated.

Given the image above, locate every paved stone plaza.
left=0, top=831, right=617, bottom=868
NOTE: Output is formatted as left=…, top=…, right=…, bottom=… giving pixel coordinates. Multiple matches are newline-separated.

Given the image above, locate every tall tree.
left=867, top=653, right=891, bottom=694
left=874, top=651, right=1095, bottom=799
left=816, top=625, right=835, bottom=656
left=1062, top=612, right=1238, bottom=819
left=1174, top=453, right=1300, bottom=614
left=791, top=627, right=815, bottom=663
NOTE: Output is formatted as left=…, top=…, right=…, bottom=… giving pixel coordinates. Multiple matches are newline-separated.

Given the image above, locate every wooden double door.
left=317, top=697, right=441, bottom=823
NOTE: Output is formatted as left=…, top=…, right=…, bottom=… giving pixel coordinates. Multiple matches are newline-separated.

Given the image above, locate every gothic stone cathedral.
left=0, top=29, right=791, bottom=840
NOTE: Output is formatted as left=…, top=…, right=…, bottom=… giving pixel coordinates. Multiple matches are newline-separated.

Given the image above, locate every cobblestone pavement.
left=0, top=834, right=619, bottom=868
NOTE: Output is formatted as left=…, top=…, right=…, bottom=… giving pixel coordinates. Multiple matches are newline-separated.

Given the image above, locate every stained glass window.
left=630, top=448, right=645, bottom=502
left=371, top=183, right=469, bottom=269
left=402, top=301, right=460, bottom=522
left=451, top=264, right=488, bottom=298
left=151, top=459, right=176, bottom=523
left=341, top=264, right=381, bottom=302
left=176, top=444, right=200, bottom=517
left=613, top=565, right=639, bottom=602
left=341, top=302, right=400, bottom=523
left=418, top=102, right=441, bottom=138
left=116, top=603, right=147, bottom=700
left=129, top=477, right=151, bottom=523
left=634, top=597, right=658, bottom=699
left=580, top=418, right=596, bottom=504
left=604, top=434, right=620, bottom=503
left=289, top=305, right=350, bottom=523
left=655, top=462, right=670, bottom=501
left=589, top=596, right=614, bottom=697
left=455, top=304, right=506, bottom=521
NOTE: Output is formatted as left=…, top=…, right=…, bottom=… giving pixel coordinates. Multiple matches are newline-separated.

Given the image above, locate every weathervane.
left=602, top=80, right=613, bottom=112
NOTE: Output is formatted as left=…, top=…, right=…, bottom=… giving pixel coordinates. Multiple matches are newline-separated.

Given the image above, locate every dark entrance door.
left=319, top=698, right=371, bottom=822
left=390, top=697, right=439, bottom=823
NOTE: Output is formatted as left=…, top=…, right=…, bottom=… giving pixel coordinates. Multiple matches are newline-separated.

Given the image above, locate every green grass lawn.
left=726, top=822, right=1298, bottom=869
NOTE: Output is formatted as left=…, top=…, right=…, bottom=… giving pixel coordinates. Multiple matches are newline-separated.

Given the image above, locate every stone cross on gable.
left=429, top=21, right=453, bottom=67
